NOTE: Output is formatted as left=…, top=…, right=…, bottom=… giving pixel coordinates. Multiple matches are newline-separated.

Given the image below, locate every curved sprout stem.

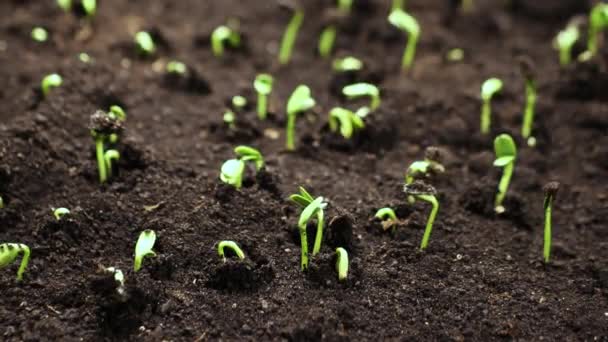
left=417, top=194, right=438, bottom=250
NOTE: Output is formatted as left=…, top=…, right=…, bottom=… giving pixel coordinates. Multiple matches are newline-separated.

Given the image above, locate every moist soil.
left=1, top=0, right=608, bottom=340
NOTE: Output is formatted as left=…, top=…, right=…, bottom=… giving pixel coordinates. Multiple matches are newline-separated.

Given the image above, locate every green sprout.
left=446, top=48, right=464, bottom=62
left=133, top=229, right=156, bottom=272
left=403, top=182, right=439, bottom=251
left=104, top=150, right=120, bottom=178
left=104, top=266, right=126, bottom=297
left=332, top=56, right=363, bottom=72
left=108, top=105, right=126, bottom=144
left=388, top=9, right=420, bottom=71
left=342, top=83, right=380, bottom=111
left=223, top=111, right=236, bottom=129
left=78, top=52, right=92, bottom=64
left=81, top=0, right=96, bottom=17
left=587, top=3, right=608, bottom=57
left=232, top=95, right=247, bottom=112
left=0, top=196, right=4, bottom=209
left=286, top=85, right=316, bottom=151
left=290, top=187, right=328, bottom=260
left=405, top=147, right=445, bottom=185
left=31, top=27, right=48, bottom=42
left=391, top=0, right=404, bottom=11
left=493, top=134, right=517, bottom=213
left=53, top=207, right=70, bottom=220
left=90, top=110, right=122, bottom=183
left=553, top=23, right=580, bottom=66
left=57, top=0, right=71, bottom=11
left=480, top=77, right=503, bottom=134
left=166, top=60, right=187, bottom=75
left=335, top=247, right=349, bottom=282
left=296, top=196, right=328, bottom=270
left=375, top=207, right=398, bottom=231
left=41, top=73, right=62, bottom=97
left=217, top=241, right=246, bottom=262
left=254, top=74, right=274, bottom=120
left=519, top=58, right=537, bottom=146
left=135, top=31, right=156, bottom=56
left=211, top=25, right=241, bottom=58
left=318, top=0, right=353, bottom=58
left=542, top=181, right=559, bottom=263
left=328, top=107, right=364, bottom=139
left=278, top=4, right=304, bottom=64
left=0, top=243, right=30, bottom=281
left=220, top=146, right=265, bottom=189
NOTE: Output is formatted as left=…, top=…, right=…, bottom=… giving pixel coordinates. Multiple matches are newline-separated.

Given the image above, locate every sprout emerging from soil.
left=211, top=25, right=241, bottom=58
left=375, top=207, right=398, bottom=231
left=518, top=57, right=537, bottom=146
left=318, top=0, right=353, bottom=58
left=166, top=60, right=187, bottom=75
left=446, top=48, right=464, bottom=62
left=286, top=85, right=316, bottom=151
left=90, top=110, right=123, bottom=183
left=81, top=0, right=96, bottom=17
left=543, top=181, right=560, bottom=263
left=53, top=207, right=70, bottom=220
left=135, top=31, right=156, bottom=56
left=403, top=181, right=439, bottom=250
left=480, top=77, right=503, bottom=134
left=335, top=247, right=349, bottom=281
left=134, top=230, right=156, bottom=272
left=223, top=111, right=236, bottom=129
left=342, top=83, right=380, bottom=111
left=232, top=96, right=247, bottom=112
left=220, top=145, right=265, bottom=188
left=0, top=243, right=30, bottom=281
left=493, top=134, right=517, bottom=214
left=553, top=23, right=580, bottom=66
left=254, top=74, right=274, bottom=120
left=328, top=107, right=365, bottom=139
left=388, top=9, right=420, bottom=71
left=587, top=3, right=608, bottom=57
left=41, top=73, right=63, bottom=97
left=217, top=241, right=246, bottom=262
left=405, top=146, right=445, bottom=185
left=31, top=27, right=48, bottom=42
left=332, top=56, right=363, bottom=72
left=57, top=0, right=71, bottom=11
left=297, top=196, right=328, bottom=270
left=104, top=149, right=120, bottom=178
left=278, top=1, right=304, bottom=64
left=290, top=187, right=328, bottom=260
left=108, top=105, right=126, bottom=144
left=104, top=266, right=126, bottom=298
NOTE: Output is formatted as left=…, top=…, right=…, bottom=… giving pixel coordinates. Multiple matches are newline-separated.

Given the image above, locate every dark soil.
left=1, top=0, right=608, bottom=340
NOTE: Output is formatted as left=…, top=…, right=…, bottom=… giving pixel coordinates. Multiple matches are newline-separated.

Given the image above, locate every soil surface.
left=1, top=0, right=608, bottom=341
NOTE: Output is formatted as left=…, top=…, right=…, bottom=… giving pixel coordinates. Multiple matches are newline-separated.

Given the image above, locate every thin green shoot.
left=290, top=187, right=327, bottom=258
left=403, top=182, right=439, bottom=250
left=332, top=56, right=363, bottom=72
left=223, top=111, right=235, bottom=129
left=81, top=0, right=96, bottom=17
left=519, top=58, right=537, bottom=146
left=135, top=31, right=156, bottom=56
left=166, top=60, right=187, bottom=75
left=254, top=74, right=274, bottom=120
left=31, top=27, right=48, bottom=42
left=220, top=146, right=264, bottom=188
left=41, top=73, right=63, bottom=97
left=279, top=7, right=304, bottom=64
left=211, top=25, right=241, bottom=58
left=297, top=197, right=327, bottom=270
left=391, top=0, right=404, bottom=11
left=335, top=247, right=349, bottom=281
left=587, top=3, right=608, bottom=57
left=217, top=241, right=246, bottom=262
left=286, top=85, right=316, bottom=151
left=0, top=196, right=4, bottom=209
left=317, top=0, right=353, bottom=58
left=328, top=107, right=364, bottom=139
left=553, top=23, right=580, bottom=66
left=342, top=83, right=380, bottom=111
left=104, top=150, right=120, bottom=178
left=0, top=243, right=30, bottom=281
left=90, top=110, right=122, bottom=183
left=543, top=181, right=559, bottom=263
left=388, top=9, right=420, bottom=71
left=53, top=207, right=70, bottom=220
left=234, top=145, right=264, bottom=170
left=375, top=207, right=398, bottom=231
left=480, top=77, right=503, bottom=134
left=133, top=229, right=156, bottom=272
left=493, top=134, right=517, bottom=213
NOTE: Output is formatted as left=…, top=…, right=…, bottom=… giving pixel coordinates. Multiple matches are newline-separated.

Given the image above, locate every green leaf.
left=493, top=156, right=514, bottom=167
left=254, top=74, right=274, bottom=95
left=388, top=9, right=420, bottom=36
left=481, top=78, right=503, bottom=100
left=134, top=230, right=156, bottom=272
left=298, top=197, right=325, bottom=228
left=494, top=134, right=517, bottom=159
left=287, top=85, right=315, bottom=116
left=289, top=195, right=311, bottom=207
left=220, top=159, right=245, bottom=188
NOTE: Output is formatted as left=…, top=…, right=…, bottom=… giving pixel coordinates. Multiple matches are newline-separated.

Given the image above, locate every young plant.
left=446, top=48, right=464, bottom=62
left=217, top=241, right=246, bottom=262
left=480, top=77, right=503, bottom=134
left=254, top=74, right=274, bottom=120
left=297, top=197, right=328, bottom=270
left=166, top=60, right=187, bottom=75
left=133, top=229, right=156, bottom=272
left=332, top=56, right=363, bottom=72
left=223, top=110, right=236, bottom=129
left=53, top=207, right=70, bottom=220
left=232, top=96, right=247, bottom=112
left=328, top=107, right=364, bottom=139
left=41, top=73, right=63, bottom=97
left=31, top=27, right=48, bottom=42
left=587, top=3, right=608, bottom=57
left=220, top=146, right=265, bottom=188
left=543, top=181, right=560, bottom=263
left=90, top=110, right=123, bottom=183
left=318, top=0, right=353, bottom=58
left=375, top=207, right=398, bottom=231
left=493, top=134, right=517, bottom=214
left=405, top=146, right=445, bottom=185
left=388, top=9, right=420, bottom=71
left=104, top=266, right=126, bottom=298
left=403, top=181, right=439, bottom=250
left=286, top=85, right=316, bottom=151
left=335, top=247, right=349, bottom=282
left=108, top=105, right=126, bottom=144
left=290, top=187, right=327, bottom=258
left=553, top=23, right=580, bottom=66
left=519, top=57, right=537, bottom=146
left=342, top=83, right=380, bottom=111
left=135, top=31, right=156, bottom=56
left=0, top=243, right=30, bottom=281
left=57, top=0, right=71, bottom=11
left=278, top=2, right=304, bottom=64
left=104, top=149, right=120, bottom=178
left=211, top=25, right=241, bottom=58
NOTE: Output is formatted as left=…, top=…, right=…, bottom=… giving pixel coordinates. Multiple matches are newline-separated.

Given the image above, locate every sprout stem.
left=298, top=219, right=309, bottom=270
left=318, top=26, right=337, bottom=58
left=95, top=137, right=107, bottom=183
left=543, top=196, right=552, bottom=263
left=16, top=245, right=30, bottom=281
left=335, top=247, right=349, bottom=281
left=286, top=113, right=296, bottom=151
left=521, top=80, right=536, bottom=140
left=217, top=241, right=246, bottom=262
left=312, top=209, right=324, bottom=256
left=279, top=10, right=304, bottom=65
left=481, top=99, right=491, bottom=134
left=402, top=32, right=418, bottom=70
left=495, top=162, right=513, bottom=211
left=417, top=194, right=438, bottom=250
left=258, top=92, right=268, bottom=120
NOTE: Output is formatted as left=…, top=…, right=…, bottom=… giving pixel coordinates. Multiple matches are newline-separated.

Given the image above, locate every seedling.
left=318, top=0, right=353, bottom=58
left=519, top=57, right=537, bottom=146
left=211, top=25, right=241, bottom=58
left=79, top=52, right=92, bottom=64
left=403, top=182, right=439, bottom=250
left=53, top=207, right=70, bottom=220
left=41, top=73, right=62, bottom=97
left=332, top=56, right=363, bottom=72
left=543, top=182, right=559, bottom=263
left=220, top=146, right=264, bottom=188
left=278, top=2, right=304, bottom=64
left=133, top=229, right=156, bottom=272
left=80, top=0, right=96, bottom=17
left=254, top=74, right=274, bottom=120
left=290, top=187, right=327, bottom=258
left=57, top=0, right=71, bottom=11
left=104, top=266, right=126, bottom=297
left=0, top=243, right=30, bottom=281
left=405, top=146, right=445, bottom=185
left=553, top=23, right=580, bottom=66
left=31, top=27, right=48, bottom=42
left=587, top=3, right=608, bottom=57
left=166, top=60, right=187, bottom=75
left=135, top=31, right=156, bottom=56
left=480, top=77, right=503, bottom=134
left=217, top=241, right=246, bottom=262
left=335, top=247, right=349, bottom=282
left=109, top=105, right=126, bottom=121
left=328, top=107, right=364, bottom=139
left=232, top=96, right=247, bottom=112
left=446, top=48, right=464, bottom=62
left=375, top=207, right=398, bottom=231
left=223, top=111, right=236, bottom=129
left=90, top=110, right=123, bottom=183
left=388, top=9, right=420, bottom=71
left=342, top=83, right=380, bottom=111
left=286, top=85, right=316, bottom=151
left=297, top=197, right=328, bottom=270
left=104, top=150, right=120, bottom=178
left=493, top=134, right=517, bottom=213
